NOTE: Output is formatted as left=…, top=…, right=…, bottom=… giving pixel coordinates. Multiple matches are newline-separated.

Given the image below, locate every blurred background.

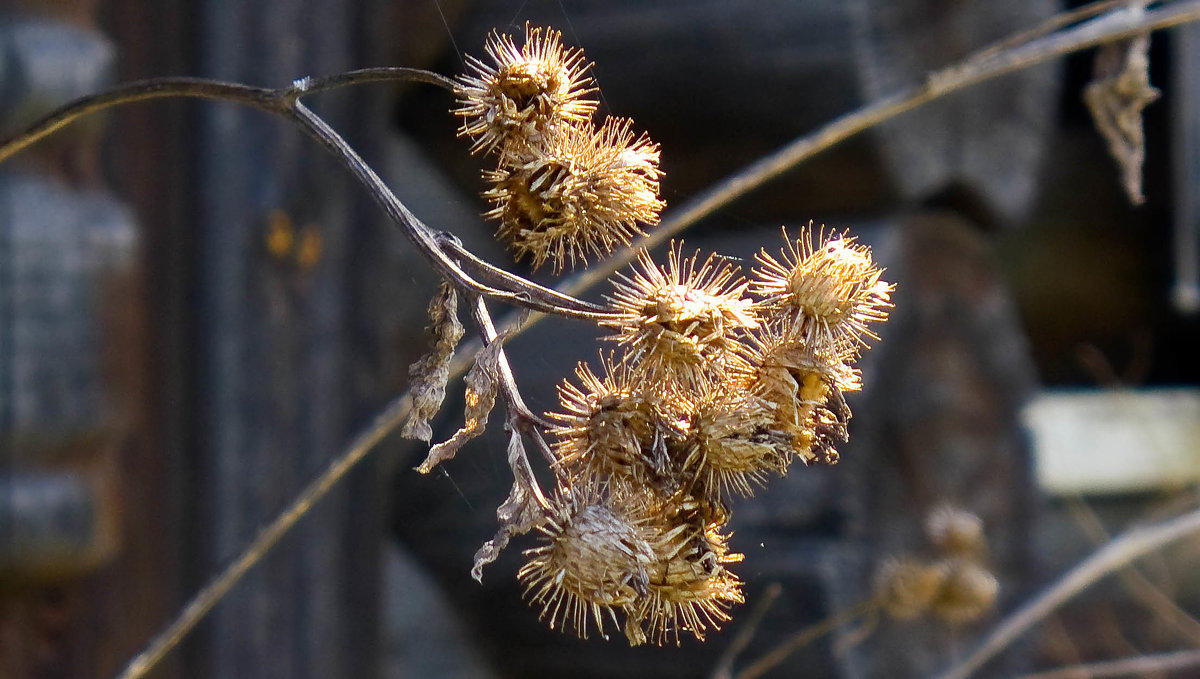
left=1, top=0, right=1198, bottom=677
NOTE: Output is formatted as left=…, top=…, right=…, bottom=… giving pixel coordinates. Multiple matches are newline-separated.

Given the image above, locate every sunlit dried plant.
left=673, top=385, right=791, bottom=499
left=454, top=23, right=597, bottom=158
left=548, top=355, right=675, bottom=490
left=12, top=5, right=1198, bottom=675
left=746, top=323, right=858, bottom=465
left=872, top=506, right=998, bottom=626
left=753, top=224, right=894, bottom=353
left=520, top=492, right=657, bottom=640
left=603, top=245, right=757, bottom=392
left=635, top=514, right=745, bottom=645
left=483, top=117, right=663, bottom=271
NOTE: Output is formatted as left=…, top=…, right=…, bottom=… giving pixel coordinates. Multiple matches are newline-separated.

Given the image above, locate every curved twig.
left=0, top=69, right=604, bottom=320
left=295, top=66, right=456, bottom=95
left=113, top=391, right=415, bottom=679
left=0, top=78, right=279, bottom=163
left=438, top=234, right=616, bottom=320
left=1015, top=648, right=1200, bottom=679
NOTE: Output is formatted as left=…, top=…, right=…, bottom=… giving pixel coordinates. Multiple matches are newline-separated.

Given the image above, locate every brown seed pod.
left=547, top=356, right=677, bottom=490
left=483, top=117, right=663, bottom=272
left=454, top=24, right=597, bottom=158
left=873, top=556, right=948, bottom=620
left=930, top=558, right=999, bottom=624
left=604, top=244, right=757, bottom=393
left=519, top=495, right=657, bottom=640
left=674, top=386, right=791, bottom=499
left=925, top=505, right=987, bottom=559
left=631, top=517, right=745, bottom=645
left=747, top=327, right=855, bottom=465
left=752, top=224, right=893, bottom=353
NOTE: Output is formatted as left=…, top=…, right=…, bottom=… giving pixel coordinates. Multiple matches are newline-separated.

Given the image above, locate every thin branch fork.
left=467, top=296, right=564, bottom=476
left=0, top=68, right=607, bottom=321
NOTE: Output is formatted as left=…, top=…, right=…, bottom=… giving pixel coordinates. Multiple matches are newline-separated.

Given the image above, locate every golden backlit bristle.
left=519, top=497, right=656, bottom=640
left=752, top=224, right=893, bottom=352
left=548, top=357, right=670, bottom=487
left=483, top=117, right=663, bottom=272
left=454, top=24, right=597, bottom=158
left=604, top=245, right=757, bottom=393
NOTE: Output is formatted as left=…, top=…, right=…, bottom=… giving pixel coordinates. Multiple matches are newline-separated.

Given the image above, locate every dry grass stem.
left=1016, top=648, right=1200, bottom=679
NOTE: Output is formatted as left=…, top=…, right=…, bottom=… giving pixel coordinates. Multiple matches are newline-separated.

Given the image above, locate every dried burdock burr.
left=929, top=558, right=999, bottom=624
left=604, top=244, right=757, bottom=393
left=673, top=385, right=791, bottom=499
left=454, top=23, right=597, bottom=158
left=547, top=355, right=675, bottom=490
left=874, top=556, right=949, bottom=621
left=752, top=224, right=893, bottom=353
left=925, top=504, right=988, bottom=559
left=747, top=327, right=857, bottom=466
left=483, top=116, right=663, bottom=272
left=632, top=513, right=745, bottom=645
left=519, top=493, right=657, bottom=640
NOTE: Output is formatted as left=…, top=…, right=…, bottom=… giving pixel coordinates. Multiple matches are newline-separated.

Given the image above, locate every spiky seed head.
left=745, top=327, right=855, bottom=466
left=454, top=24, right=597, bottom=157
left=676, top=387, right=790, bottom=499
left=874, top=557, right=948, bottom=620
left=548, top=357, right=673, bottom=488
left=929, top=559, right=999, bottom=623
left=483, top=117, right=663, bottom=272
left=604, top=245, right=757, bottom=392
left=747, top=322, right=862, bottom=396
left=519, top=496, right=657, bottom=640
left=753, top=224, right=893, bottom=351
left=631, top=518, right=744, bottom=645
left=925, top=505, right=987, bottom=559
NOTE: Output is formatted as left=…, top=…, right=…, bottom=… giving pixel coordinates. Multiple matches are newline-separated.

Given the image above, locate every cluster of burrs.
left=454, top=23, right=664, bottom=272
left=407, top=25, right=893, bottom=646
left=873, top=505, right=999, bottom=625
left=523, top=230, right=892, bottom=644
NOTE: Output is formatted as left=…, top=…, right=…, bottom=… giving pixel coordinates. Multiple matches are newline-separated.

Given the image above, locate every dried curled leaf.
left=417, top=336, right=505, bottom=473
left=472, top=429, right=547, bottom=581
left=402, top=282, right=466, bottom=442
left=1083, top=6, right=1160, bottom=205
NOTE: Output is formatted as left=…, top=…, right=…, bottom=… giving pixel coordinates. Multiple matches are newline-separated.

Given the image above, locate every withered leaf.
left=1083, top=10, right=1160, bottom=205
left=416, top=334, right=505, bottom=473
left=471, top=429, right=547, bottom=582
left=402, top=282, right=466, bottom=442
